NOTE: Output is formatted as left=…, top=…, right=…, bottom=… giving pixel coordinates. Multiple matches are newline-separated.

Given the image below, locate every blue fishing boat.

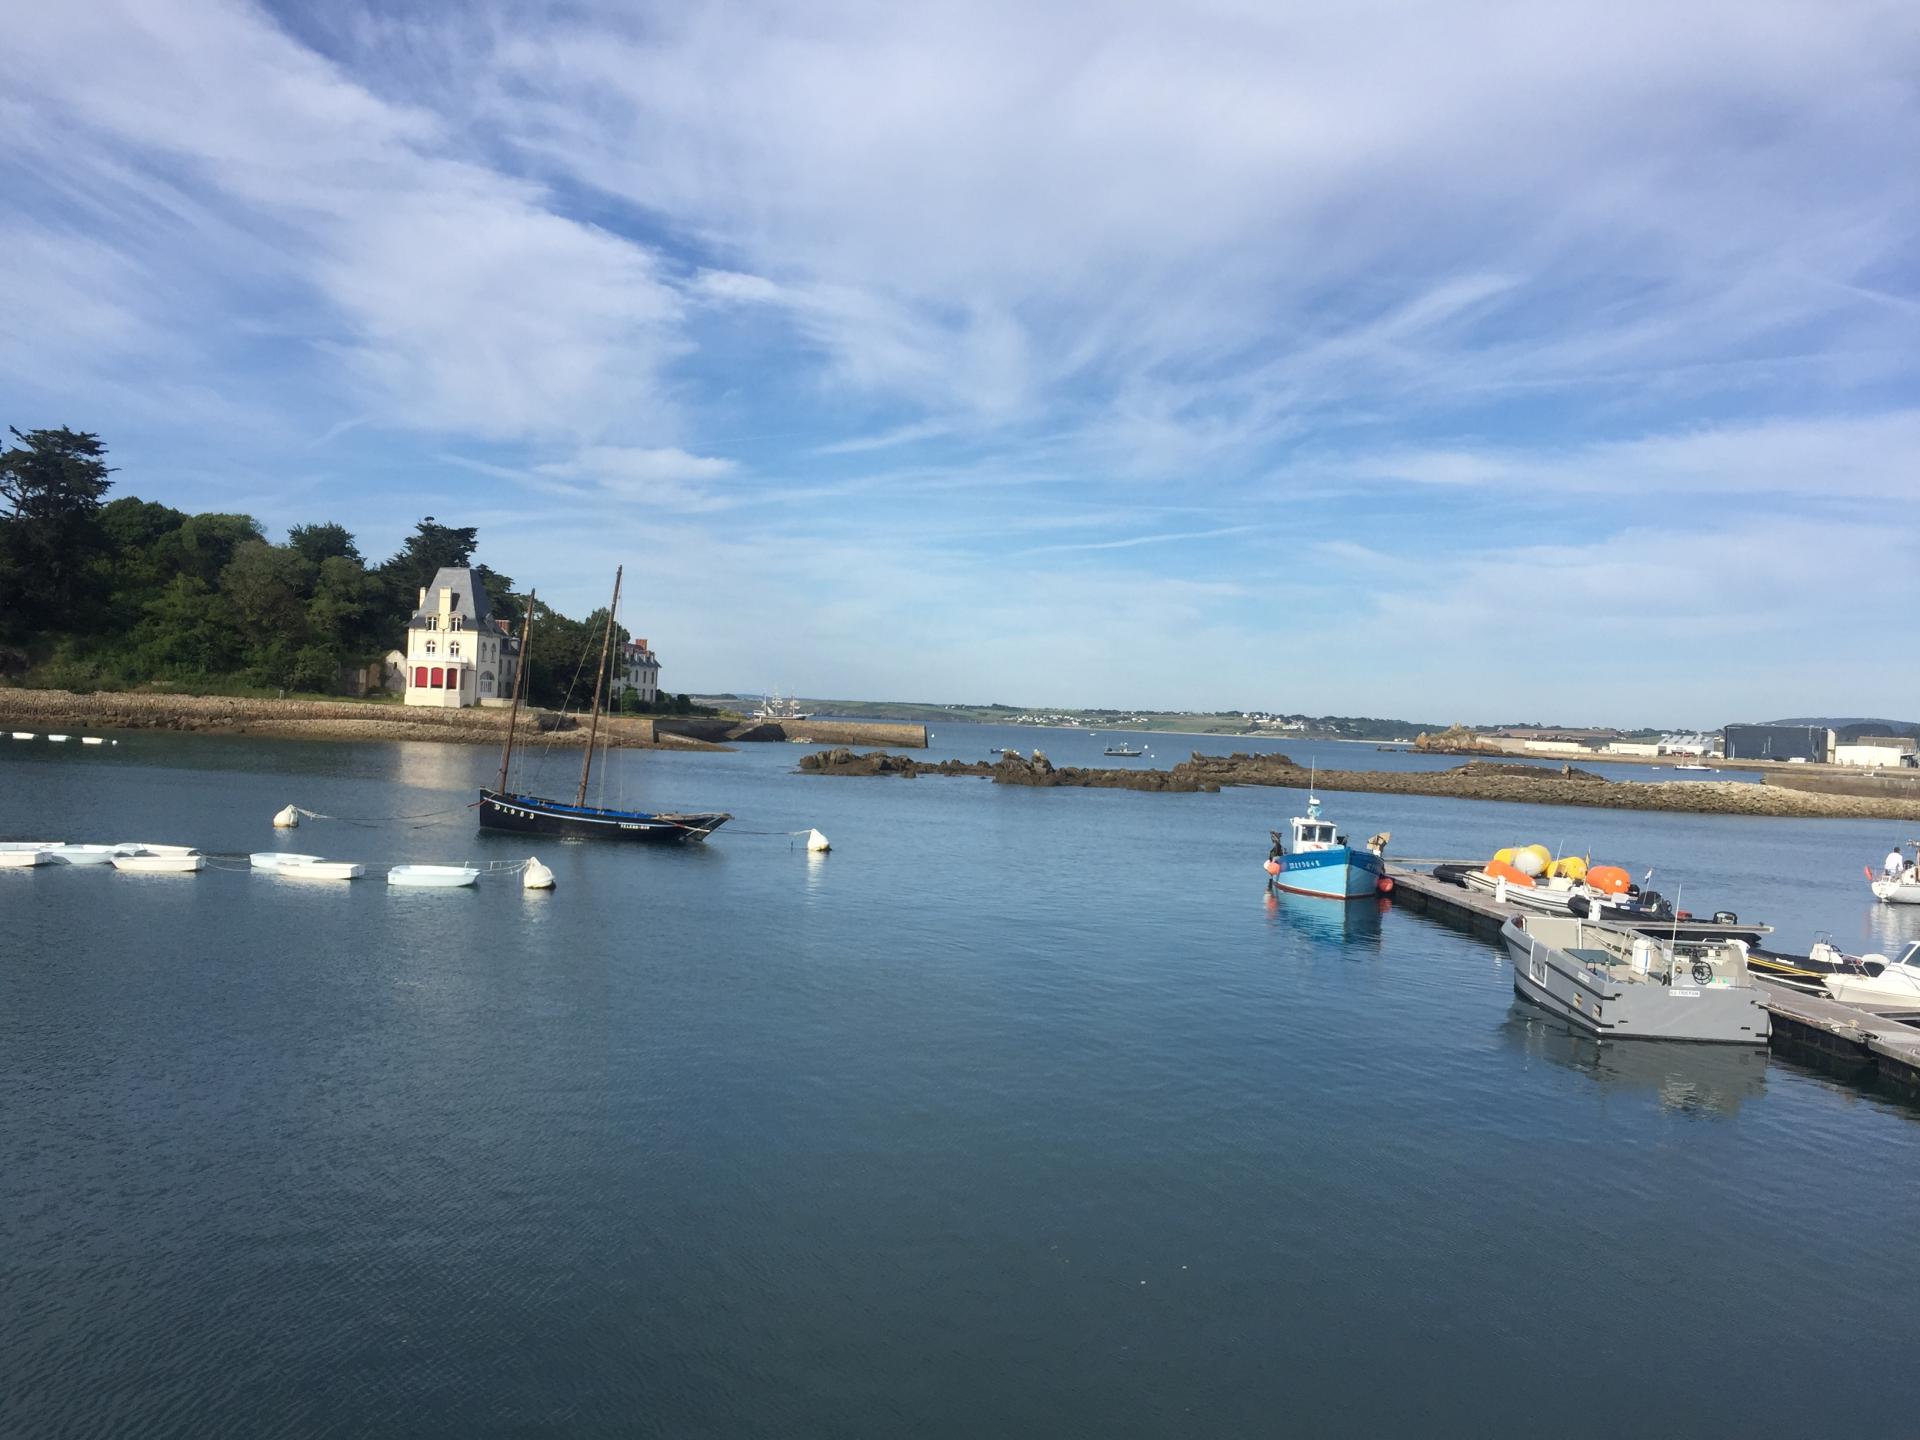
left=1263, top=795, right=1386, bottom=901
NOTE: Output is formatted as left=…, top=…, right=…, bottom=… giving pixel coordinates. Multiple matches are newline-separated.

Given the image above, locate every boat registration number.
left=1670, top=988, right=1701, bottom=998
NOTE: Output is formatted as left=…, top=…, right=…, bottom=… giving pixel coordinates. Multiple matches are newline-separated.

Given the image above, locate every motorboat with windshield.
left=1262, top=795, right=1386, bottom=901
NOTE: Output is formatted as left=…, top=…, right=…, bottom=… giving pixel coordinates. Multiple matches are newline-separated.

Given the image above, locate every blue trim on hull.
left=1267, top=846, right=1384, bottom=900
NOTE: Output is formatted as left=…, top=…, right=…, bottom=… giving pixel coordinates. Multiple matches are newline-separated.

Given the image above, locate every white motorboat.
left=0, top=848, right=52, bottom=868
left=111, top=853, right=206, bottom=873
left=49, top=844, right=118, bottom=865
left=387, top=864, right=479, bottom=888
left=275, top=860, right=365, bottom=881
left=250, top=852, right=326, bottom=870
left=1821, top=942, right=1920, bottom=1005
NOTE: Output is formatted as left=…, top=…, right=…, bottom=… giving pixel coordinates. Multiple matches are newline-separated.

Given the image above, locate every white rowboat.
left=387, top=864, right=479, bottom=888
left=10, top=732, right=34, bottom=740
left=277, top=861, right=365, bottom=881
left=114, top=843, right=198, bottom=856
left=49, top=844, right=118, bottom=865
left=81, top=737, right=105, bottom=745
left=251, top=852, right=326, bottom=870
left=112, top=853, right=205, bottom=873
left=47, top=734, right=69, bottom=742
left=0, top=841, right=64, bottom=852
left=0, top=850, right=51, bottom=868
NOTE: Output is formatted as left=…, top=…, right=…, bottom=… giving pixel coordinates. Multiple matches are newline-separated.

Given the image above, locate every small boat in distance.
left=49, top=844, right=117, bottom=865
left=477, top=573, right=732, bottom=844
left=0, top=848, right=52, bottom=868
left=1263, top=794, right=1386, bottom=901
left=388, top=864, right=479, bottom=888
left=1868, top=843, right=1920, bottom=903
left=1103, top=744, right=1145, bottom=757
left=753, top=692, right=813, bottom=722
left=276, top=860, right=366, bottom=881
left=1672, top=762, right=1715, bottom=772
left=251, top=852, right=325, bottom=870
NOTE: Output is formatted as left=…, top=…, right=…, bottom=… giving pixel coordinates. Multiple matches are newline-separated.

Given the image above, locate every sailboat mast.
left=495, top=589, right=535, bottom=794
left=576, top=566, right=623, bottom=805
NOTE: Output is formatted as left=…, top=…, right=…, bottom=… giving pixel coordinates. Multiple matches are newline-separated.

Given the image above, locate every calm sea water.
left=2, top=724, right=1914, bottom=1439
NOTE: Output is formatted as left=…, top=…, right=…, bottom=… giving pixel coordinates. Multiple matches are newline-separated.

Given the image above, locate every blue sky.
left=4, top=0, right=1917, bottom=725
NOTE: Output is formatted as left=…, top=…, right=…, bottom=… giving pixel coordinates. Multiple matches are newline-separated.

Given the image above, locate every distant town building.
left=614, top=638, right=660, bottom=705
left=1722, top=724, right=1833, bottom=763
left=400, top=567, right=518, bottom=709
left=1605, top=741, right=1662, bottom=757
left=1834, top=736, right=1918, bottom=768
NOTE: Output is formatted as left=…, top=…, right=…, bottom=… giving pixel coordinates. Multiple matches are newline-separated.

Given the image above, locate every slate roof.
left=408, top=567, right=493, bottom=629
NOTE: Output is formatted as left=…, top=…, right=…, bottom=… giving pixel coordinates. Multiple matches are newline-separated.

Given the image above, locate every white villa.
left=394, top=567, right=519, bottom=708
left=615, top=637, right=661, bottom=705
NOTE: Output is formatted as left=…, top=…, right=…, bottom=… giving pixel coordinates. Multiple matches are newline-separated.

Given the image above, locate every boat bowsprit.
left=387, top=864, right=479, bottom=888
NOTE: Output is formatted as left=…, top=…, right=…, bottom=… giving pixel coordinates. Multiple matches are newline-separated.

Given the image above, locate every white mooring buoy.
left=272, top=804, right=300, bottom=829
left=806, top=828, right=832, bottom=853
left=523, top=856, right=555, bottom=890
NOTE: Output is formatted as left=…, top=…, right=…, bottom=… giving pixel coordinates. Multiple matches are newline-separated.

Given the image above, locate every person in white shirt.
left=1885, top=847, right=1906, bottom=879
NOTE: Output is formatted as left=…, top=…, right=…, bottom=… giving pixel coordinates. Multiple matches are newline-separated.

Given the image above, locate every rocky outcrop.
left=1411, top=724, right=1509, bottom=756
left=801, top=745, right=1920, bottom=819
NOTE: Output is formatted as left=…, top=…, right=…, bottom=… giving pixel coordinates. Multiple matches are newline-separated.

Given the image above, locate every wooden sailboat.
left=476, top=572, right=731, bottom=843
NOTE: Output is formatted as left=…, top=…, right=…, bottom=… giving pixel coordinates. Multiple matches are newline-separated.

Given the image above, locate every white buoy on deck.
left=273, top=804, right=300, bottom=828
left=806, top=828, right=832, bottom=853
left=523, top=856, right=555, bottom=890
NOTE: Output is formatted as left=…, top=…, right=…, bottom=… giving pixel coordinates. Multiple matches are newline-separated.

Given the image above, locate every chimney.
left=418, top=587, right=427, bottom=607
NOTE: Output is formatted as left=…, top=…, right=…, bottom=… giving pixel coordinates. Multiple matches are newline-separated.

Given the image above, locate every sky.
left=3, top=0, right=1917, bottom=725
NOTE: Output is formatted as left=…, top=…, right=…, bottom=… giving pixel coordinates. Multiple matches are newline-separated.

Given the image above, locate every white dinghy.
left=49, top=844, right=118, bottom=865
left=251, top=852, right=326, bottom=870
left=81, top=736, right=106, bottom=746
left=10, top=732, right=34, bottom=740
left=276, top=860, right=365, bottom=881
left=0, top=840, right=63, bottom=852
left=46, top=734, right=69, bottom=742
left=0, top=848, right=52, bottom=868
left=387, top=864, right=479, bottom=888
left=112, top=852, right=205, bottom=874
left=114, top=843, right=198, bottom=856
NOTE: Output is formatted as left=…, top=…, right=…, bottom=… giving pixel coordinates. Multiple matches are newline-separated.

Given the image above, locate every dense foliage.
left=0, top=427, right=688, bottom=710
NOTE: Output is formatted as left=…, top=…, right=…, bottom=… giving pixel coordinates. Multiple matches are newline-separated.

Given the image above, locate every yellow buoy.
left=1493, top=846, right=1517, bottom=866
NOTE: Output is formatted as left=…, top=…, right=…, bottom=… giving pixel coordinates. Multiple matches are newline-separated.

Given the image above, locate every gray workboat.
left=1501, top=913, right=1770, bottom=1045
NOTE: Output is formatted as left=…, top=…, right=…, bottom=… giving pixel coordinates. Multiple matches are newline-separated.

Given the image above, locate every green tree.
left=220, top=540, right=316, bottom=639
left=0, top=426, right=115, bottom=636
left=287, top=522, right=362, bottom=566
left=382, top=516, right=478, bottom=604
left=307, top=555, right=388, bottom=655
left=133, top=577, right=243, bottom=676
left=151, top=512, right=265, bottom=588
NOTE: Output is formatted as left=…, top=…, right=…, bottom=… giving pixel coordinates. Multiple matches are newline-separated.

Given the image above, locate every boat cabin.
left=1287, top=797, right=1344, bottom=853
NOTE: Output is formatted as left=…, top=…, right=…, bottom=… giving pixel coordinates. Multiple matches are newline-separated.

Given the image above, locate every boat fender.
left=1264, top=859, right=1281, bottom=876
left=1376, top=876, right=1394, bottom=894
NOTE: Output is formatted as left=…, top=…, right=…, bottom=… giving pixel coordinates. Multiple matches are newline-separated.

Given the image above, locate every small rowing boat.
left=387, top=864, right=479, bottom=888
left=0, top=848, right=52, bottom=868
left=276, top=860, right=365, bottom=881
left=111, top=853, right=206, bottom=873
left=49, top=844, right=118, bottom=865
left=250, top=852, right=326, bottom=870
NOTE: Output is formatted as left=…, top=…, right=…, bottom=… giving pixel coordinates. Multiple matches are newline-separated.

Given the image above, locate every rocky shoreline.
left=799, top=748, right=1920, bottom=820
left=0, top=688, right=721, bottom=750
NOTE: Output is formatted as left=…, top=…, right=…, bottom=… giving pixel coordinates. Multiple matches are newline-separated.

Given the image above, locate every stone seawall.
left=1764, top=770, right=1920, bottom=801
left=0, top=689, right=716, bottom=749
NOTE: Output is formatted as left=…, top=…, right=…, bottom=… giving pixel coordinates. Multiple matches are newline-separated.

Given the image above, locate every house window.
left=480, top=670, right=494, bottom=693
left=449, top=641, right=460, bottom=657
left=425, top=640, right=436, bottom=655
left=414, top=666, right=428, bottom=688
left=426, top=616, right=437, bottom=630
left=431, top=666, right=444, bottom=688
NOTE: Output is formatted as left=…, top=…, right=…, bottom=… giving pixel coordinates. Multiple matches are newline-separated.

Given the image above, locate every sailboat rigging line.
left=292, top=803, right=477, bottom=829
left=497, top=588, right=536, bottom=794
left=577, top=565, right=623, bottom=805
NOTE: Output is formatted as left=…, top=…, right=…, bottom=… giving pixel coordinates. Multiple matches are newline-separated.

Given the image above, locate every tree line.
left=0, top=426, right=691, bottom=711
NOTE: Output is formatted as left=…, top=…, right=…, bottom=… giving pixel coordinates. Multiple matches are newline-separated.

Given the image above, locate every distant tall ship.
left=752, top=692, right=812, bottom=722
left=477, top=569, right=731, bottom=844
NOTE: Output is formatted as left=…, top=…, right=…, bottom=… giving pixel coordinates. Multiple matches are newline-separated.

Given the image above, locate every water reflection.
left=1862, top=902, right=1920, bottom=955
left=1503, top=1009, right=1769, bottom=1117
left=1263, top=888, right=1386, bottom=949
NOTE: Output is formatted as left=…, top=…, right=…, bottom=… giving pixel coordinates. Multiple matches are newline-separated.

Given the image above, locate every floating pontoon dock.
left=1386, top=862, right=1920, bottom=1101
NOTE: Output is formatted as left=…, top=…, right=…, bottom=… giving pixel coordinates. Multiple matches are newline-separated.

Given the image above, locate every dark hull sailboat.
left=477, top=788, right=730, bottom=843
left=477, top=569, right=731, bottom=846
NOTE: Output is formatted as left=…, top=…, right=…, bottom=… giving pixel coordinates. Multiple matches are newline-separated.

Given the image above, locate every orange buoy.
left=1377, top=876, right=1395, bottom=894
left=1264, top=859, right=1281, bottom=876
left=1484, top=859, right=1536, bottom=887
left=1586, top=864, right=1631, bottom=895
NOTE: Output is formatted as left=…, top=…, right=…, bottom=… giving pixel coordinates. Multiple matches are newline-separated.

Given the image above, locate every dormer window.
left=426, top=616, right=437, bottom=631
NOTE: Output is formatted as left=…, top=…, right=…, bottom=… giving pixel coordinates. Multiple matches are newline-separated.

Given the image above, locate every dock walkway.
left=1385, top=862, right=1920, bottom=1101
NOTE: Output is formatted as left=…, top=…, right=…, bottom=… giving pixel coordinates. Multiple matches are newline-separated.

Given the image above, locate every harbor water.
left=3, top=725, right=1916, bottom=1438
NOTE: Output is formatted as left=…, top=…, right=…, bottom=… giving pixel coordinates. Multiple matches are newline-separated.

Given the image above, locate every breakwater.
left=800, top=748, right=1920, bottom=819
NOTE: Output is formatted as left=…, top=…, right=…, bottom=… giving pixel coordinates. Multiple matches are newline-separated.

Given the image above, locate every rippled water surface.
left=2, top=725, right=1915, bottom=1438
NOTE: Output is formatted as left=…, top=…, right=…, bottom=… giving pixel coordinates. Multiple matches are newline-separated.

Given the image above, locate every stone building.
left=400, top=567, right=519, bottom=708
